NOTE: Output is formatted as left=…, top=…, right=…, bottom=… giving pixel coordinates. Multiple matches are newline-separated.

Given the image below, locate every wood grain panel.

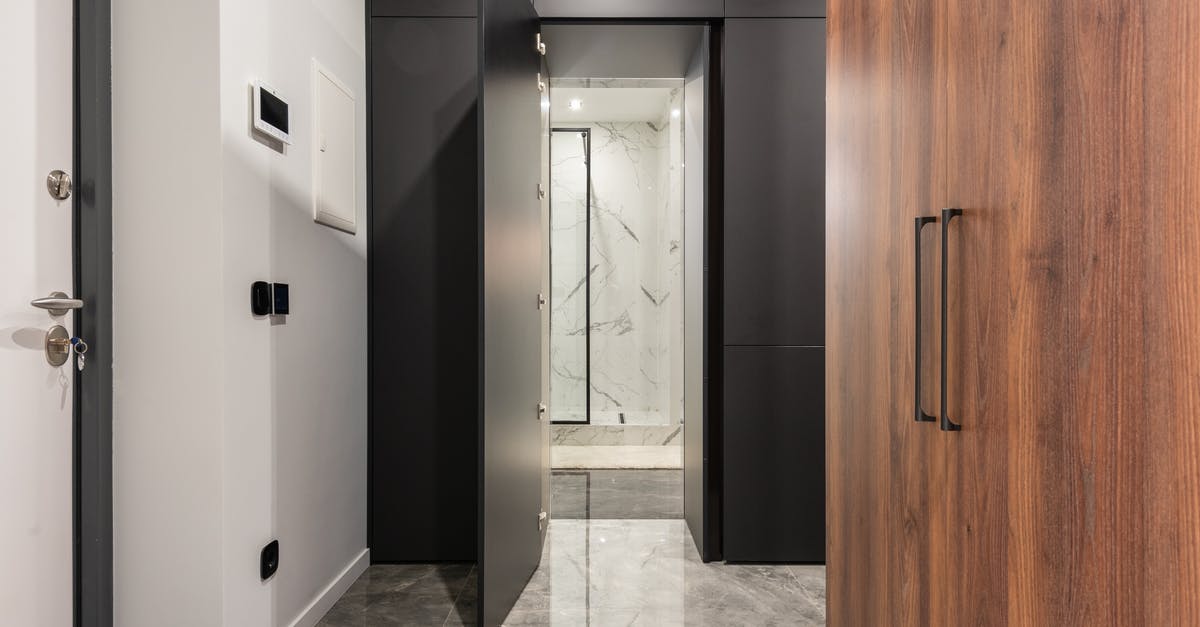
left=826, top=1, right=899, bottom=624
left=833, top=0, right=1200, bottom=623
left=892, top=1, right=946, bottom=626
left=1142, top=6, right=1200, bottom=623
left=945, top=1, right=1200, bottom=624
left=942, top=1, right=1015, bottom=624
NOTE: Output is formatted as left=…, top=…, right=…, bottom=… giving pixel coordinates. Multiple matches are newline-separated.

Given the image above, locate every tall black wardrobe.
left=368, top=0, right=826, bottom=619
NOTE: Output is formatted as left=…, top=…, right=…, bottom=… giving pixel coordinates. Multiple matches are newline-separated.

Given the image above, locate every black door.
left=478, top=0, right=544, bottom=624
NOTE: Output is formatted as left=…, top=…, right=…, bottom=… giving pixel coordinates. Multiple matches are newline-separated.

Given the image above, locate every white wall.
left=113, top=0, right=367, bottom=623
left=218, top=0, right=368, bottom=624
left=112, top=0, right=225, bottom=623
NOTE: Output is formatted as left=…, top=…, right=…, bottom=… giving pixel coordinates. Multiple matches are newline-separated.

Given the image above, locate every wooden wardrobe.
left=826, top=1, right=1200, bottom=625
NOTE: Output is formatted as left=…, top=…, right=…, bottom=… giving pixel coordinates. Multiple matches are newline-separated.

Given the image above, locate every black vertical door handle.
left=914, top=216, right=938, bottom=423
left=940, top=208, right=963, bottom=432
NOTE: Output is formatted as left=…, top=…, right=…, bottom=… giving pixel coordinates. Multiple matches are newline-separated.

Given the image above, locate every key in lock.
left=44, top=325, right=89, bottom=370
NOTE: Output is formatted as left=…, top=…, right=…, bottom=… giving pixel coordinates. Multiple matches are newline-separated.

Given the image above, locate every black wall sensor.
left=272, top=283, right=289, bottom=315
left=251, top=281, right=271, bottom=316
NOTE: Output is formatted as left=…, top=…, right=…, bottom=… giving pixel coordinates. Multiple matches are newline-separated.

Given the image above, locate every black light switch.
left=272, top=283, right=289, bottom=315
left=251, top=281, right=272, bottom=316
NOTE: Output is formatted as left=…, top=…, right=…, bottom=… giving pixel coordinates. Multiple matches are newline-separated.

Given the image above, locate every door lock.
left=45, top=325, right=71, bottom=367
left=46, top=170, right=72, bottom=200
left=537, top=403, right=547, bottom=420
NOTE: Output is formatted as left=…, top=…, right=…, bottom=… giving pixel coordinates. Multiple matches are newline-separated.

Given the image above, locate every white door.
left=0, top=0, right=77, bottom=624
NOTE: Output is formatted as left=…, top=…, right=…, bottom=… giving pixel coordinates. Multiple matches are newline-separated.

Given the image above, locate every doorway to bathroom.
left=548, top=83, right=687, bottom=471
left=543, top=24, right=707, bottom=525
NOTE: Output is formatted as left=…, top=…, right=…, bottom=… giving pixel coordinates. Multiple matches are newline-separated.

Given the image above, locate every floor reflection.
left=506, top=519, right=825, bottom=626
left=319, top=470, right=825, bottom=625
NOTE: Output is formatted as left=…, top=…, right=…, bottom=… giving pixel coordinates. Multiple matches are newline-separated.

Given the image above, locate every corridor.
left=319, top=472, right=826, bottom=625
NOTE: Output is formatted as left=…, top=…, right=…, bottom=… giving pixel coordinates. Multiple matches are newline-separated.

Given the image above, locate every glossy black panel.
left=724, top=0, right=826, bottom=18
left=372, top=0, right=477, bottom=17
left=534, top=0, right=722, bottom=18
left=723, top=346, right=825, bottom=562
left=687, top=25, right=722, bottom=563
left=478, top=0, right=543, bottom=624
left=723, top=19, right=826, bottom=346
left=369, top=17, right=479, bottom=562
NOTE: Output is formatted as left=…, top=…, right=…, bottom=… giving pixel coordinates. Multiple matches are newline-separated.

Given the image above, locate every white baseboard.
left=288, top=548, right=370, bottom=627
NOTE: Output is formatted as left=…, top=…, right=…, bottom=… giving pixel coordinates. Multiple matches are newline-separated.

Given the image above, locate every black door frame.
left=74, top=0, right=114, bottom=624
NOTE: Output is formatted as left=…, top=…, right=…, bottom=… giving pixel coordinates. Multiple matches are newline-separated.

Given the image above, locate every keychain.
left=70, top=337, right=88, bottom=371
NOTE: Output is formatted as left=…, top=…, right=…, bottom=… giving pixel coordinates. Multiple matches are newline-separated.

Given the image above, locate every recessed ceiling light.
left=671, top=108, right=681, bottom=118
left=568, top=98, right=584, bottom=111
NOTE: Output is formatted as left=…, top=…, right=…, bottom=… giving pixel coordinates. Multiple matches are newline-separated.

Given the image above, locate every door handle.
left=940, top=208, right=963, bottom=432
left=914, top=216, right=937, bottom=423
left=31, top=291, right=84, bottom=317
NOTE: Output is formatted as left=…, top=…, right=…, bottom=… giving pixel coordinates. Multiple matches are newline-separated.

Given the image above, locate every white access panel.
left=312, top=62, right=357, bottom=233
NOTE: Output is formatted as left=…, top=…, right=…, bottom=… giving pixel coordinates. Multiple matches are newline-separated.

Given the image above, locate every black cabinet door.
left=478, top=0, right=544, bottom=624
left=723, top=346, right=825, bottom=562
left=369, top=16, right=479, bottom=563
left=723, top=19, right=826, bottom=347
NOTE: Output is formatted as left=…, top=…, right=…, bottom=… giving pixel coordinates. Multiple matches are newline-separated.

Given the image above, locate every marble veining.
left=549, top=84, right=686, bottom=428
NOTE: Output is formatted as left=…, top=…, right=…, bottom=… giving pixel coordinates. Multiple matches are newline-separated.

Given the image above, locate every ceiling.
left=549, top=87, right=676, bottom=124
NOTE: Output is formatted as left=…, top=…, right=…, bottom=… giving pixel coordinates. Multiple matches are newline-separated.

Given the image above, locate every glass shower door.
left=549, top=129, right=590, bottom=423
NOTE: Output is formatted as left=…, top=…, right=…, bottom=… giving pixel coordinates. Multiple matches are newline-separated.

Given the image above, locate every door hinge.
left=537, top=293, right=547, bottom=310
left=538, top=510, right=548, bottom=529
left=537, top=402, right=547, bottom=420
left=536, top=33, right=547, bottom=56
left=538, top=183, right=546, bottom=199
left=537, top=72, right=546, bottom=93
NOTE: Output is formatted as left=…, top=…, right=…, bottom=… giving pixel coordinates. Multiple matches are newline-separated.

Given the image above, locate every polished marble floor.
left=319, top=470, right=826, bottom=625
left=551, top=470, right=683, bottom=519
left=318, top=563, right=477, bottom=626
left=505, top=519, right=825, bottom=626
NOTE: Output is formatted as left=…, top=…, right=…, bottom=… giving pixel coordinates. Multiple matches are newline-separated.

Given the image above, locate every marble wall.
left=549, top=89, right=685, bottom=426
left=549, top=132, right=590, bottom=423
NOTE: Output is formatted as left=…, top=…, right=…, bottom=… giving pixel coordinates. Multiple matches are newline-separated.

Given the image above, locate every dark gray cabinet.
left=723, top=346, right=825, bottom=562
left=724, top=0, right=826, bottom=17
left=369, top=16, right=479, bottom=563
left=723, top=18, right=826, bottom=347
left=721, top=17, right=826, bottom=564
